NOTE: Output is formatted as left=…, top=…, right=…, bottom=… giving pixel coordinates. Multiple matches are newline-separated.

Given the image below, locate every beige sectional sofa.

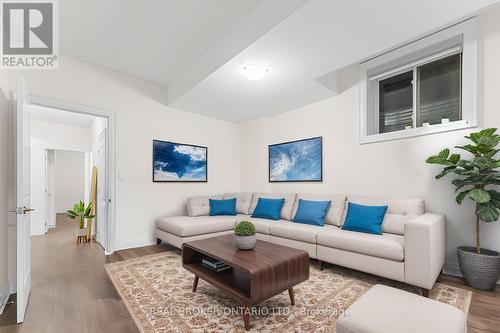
left=155, top=192, right=446, bottom=291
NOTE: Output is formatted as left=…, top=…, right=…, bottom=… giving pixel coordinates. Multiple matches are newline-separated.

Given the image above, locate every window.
left=378, top=70, right=414, bottom=133
left=416, top=54, right=461, bottom=127
left=360, top=19, right=477, bottom=143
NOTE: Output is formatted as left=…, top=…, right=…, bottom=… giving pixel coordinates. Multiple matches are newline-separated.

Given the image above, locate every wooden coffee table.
left=182, top=235, right=310, bottom=330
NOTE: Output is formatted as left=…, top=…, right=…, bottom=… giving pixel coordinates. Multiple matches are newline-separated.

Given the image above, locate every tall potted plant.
left=67, top=201, right=94, bottom=237
left=426, top=128, right=500, bottom=290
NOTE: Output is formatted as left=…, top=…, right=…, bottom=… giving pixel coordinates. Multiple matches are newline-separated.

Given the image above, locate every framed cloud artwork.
left=153, top=140, right=207, bottom=182
left=268, top=136, right=322, bottom=182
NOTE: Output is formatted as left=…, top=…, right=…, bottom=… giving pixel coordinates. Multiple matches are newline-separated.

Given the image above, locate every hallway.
left=0, top=215, right=149, bottom=333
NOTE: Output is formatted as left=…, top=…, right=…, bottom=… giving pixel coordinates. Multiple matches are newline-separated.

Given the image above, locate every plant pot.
left=457, top=246, right=500, bottom=290
left=75, top=228, right=87, bottom=236
left=235, top=235, right=256, bottom=250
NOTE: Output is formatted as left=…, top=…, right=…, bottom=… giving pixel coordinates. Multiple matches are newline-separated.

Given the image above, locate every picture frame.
left=152, top=139, right=208, bottom=182
left=268, top=136, right=322, bottom=182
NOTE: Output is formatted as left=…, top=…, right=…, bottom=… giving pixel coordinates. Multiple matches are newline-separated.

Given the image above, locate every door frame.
left=95, top=128, right=107, bottom=247
left=44, top=149, right=55, bottom=231
left=28, top=95, right=117, bottom=254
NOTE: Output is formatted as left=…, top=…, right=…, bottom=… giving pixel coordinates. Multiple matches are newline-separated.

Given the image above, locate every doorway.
left=29, top=104, right=109, bottom=250
left=10, top=81, right=117, bottom=323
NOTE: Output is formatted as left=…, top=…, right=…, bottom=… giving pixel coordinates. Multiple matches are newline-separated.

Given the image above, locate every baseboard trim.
left=0, top=283, right=11, bottom=315
left=114, top=239, right=156, bottom=252
left=443, top=261, right=500, bottom=286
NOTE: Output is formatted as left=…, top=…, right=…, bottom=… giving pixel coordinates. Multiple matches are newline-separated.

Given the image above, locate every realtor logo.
left=1, top=0, right=58, bottom=69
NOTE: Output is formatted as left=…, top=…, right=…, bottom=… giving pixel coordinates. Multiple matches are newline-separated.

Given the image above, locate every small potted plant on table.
left=67, top=201, right=95, bottom=245
left=235, top=221, right=256, bottom=250
left=426, top=128, right=500, bottom=290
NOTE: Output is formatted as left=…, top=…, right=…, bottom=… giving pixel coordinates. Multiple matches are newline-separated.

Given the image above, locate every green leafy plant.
left=426, top=128, right=500, bottom=254
left=235, top=221, right=256, bottom=237
left=67, top=201, right=95, bottom=229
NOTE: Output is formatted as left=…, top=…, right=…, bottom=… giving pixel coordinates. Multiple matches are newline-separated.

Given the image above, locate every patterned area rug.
left=105, top=252, right=471, bottom=333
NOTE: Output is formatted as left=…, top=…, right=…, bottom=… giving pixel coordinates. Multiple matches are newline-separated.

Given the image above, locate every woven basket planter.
left=457, top=246, right=500, bottom=290
left=235, top=235, right=256, bottom=250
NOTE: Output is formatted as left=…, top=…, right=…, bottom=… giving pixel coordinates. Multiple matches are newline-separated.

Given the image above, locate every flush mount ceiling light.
left=240, top=62, right=271, bottom=81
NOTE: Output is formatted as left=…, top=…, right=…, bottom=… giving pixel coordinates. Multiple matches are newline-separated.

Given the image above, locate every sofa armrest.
left=404, top=213, right=446, bottom=290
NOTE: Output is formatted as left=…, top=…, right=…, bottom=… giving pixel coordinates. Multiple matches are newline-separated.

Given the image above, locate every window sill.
left=360, top=120, right=475, bottom=144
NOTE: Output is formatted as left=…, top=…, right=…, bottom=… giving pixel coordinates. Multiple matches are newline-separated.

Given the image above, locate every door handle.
left=9, top=207, right=34, bottom=214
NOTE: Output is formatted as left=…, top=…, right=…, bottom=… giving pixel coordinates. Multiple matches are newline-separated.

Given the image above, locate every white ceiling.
left=170, top=0, right=500, bottom=122
left=60, top=0, right=500, bottom=123
left=29, top=105, right=97, bottom=128
left=60, top=0, right=261, bottom=85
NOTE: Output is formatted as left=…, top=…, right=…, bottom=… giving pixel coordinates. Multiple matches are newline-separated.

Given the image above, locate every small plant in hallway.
left=235, top=221, right=256, bottom=250
left=426, top=128, right=500, bottom=290
left=67, top=201, right=95, bottom=244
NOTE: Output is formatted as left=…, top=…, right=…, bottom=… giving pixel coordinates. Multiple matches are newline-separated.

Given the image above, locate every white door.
left=95, top=130, right=107, bottom=247
left=14, top=78, right=32, bottom=323
left=45, top=149, right=55, bottom=229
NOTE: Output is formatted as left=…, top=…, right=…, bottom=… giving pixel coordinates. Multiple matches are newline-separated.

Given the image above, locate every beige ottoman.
left=337, top=284, right=466, bottom=333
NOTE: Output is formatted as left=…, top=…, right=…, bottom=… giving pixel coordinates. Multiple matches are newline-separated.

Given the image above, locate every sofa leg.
left=319, top=260, right=324, bottom=271
left=421, top=288, right=430, bottom=297
left=156, top=238, right=162, bottom=245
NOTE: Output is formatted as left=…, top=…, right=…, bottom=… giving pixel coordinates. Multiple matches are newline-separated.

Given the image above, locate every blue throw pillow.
left=251, top=198, right=285, bottom=220
left=293, top=199, right=331, bottom=226
left=342, top=202, right=388, bottom=235
left=209, top=198, right=236, bottom=216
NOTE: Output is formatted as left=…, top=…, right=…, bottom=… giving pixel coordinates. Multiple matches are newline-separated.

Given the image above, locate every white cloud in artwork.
left=154, top=161, right=169, bottom=169
left=181, top=166, right=206, bottom=180
left=174, top=145, right=206, bottom=161
left=154, top=169, right=180, bottom=180
left=270, top=152, right=296, bottom=179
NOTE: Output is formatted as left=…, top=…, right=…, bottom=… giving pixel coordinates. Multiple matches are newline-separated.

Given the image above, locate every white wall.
left=240, top=8, right=500, bottom=272
left=0, top=56, right=241, bottom=251
left=0, top=88, right=10, bottom=312
left=30, top=117, right=93, bottom=151
left=54, top=151, right=86, bottom=213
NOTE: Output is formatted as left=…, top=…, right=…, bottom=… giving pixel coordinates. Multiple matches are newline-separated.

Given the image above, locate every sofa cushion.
left=342, top=202, right=388, bottom=235
left=250, top=193, right=297, bottom=220
left=317, top=227, right=405, bottom=261
left=209, top=198, right=237, bottom=216
left=293, top=199, right=331, bottom=226
left=292, top=194, right=347, bottom=226
left=252, top=197, right=285, bottom=220
left=224, top=192, right=254, bottom=214
left=155, top=215, right=237, bottom=237
left=270, top=221, right=332, bottom=244
left=236, top=215, right=278, bottom=234
left=187, top=195, right=223, bottom=217
left=345, top=196, right=424, bottom=235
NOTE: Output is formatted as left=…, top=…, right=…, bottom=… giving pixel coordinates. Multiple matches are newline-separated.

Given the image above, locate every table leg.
left=242, top=305, right=250, bottom=331
left=192, top=275, right=199, bottom=292
left=288, top=288, right=295, bottom=306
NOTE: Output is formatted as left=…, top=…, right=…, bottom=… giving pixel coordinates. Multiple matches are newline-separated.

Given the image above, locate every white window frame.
left=359, top=18, right=477, bottom=144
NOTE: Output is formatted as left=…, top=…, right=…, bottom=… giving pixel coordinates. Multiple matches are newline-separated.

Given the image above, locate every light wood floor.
left=1, top=214, right=499, bottom=333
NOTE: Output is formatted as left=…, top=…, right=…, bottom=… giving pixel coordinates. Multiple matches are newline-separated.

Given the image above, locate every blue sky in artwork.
left=269, top=138, right=321, bottom=181
left=153, top=141, right=207, bottom=181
